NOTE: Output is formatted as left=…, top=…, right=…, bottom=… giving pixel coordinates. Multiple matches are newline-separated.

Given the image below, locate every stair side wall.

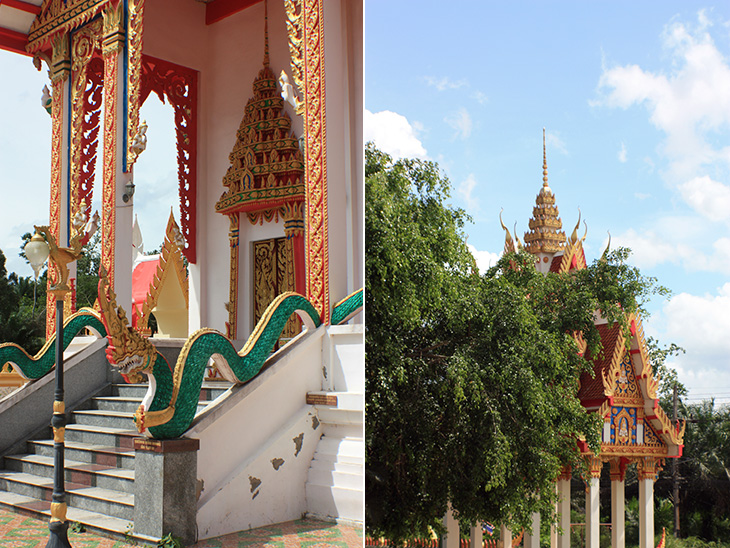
left=0, top=338, right=113, bottom=459
left=189, top=327, right=326, bottom=540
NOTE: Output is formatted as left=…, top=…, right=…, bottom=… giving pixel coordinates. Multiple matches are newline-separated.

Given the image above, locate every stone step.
left=110, top=382, right=231, bottom=402
left=0, top=490, right=136, bottom=541
left=110, top=383, right=149, bottom=398
left=312, top=436, right=364, bottom=465
left=305, top=482, right=363, bottom=523
left=91, top=395, right=212, bottom=416
left=64, top=423, right=138, bottom=449
left=307, top=467, right=363, bottom=490
left=0, top=470, right=134, bottom=520
left=90, top=396, right=143, bottom=413
left=4, top=454, right=134, bottom=492
left=27, top=439, right=136, bottom=470
left=72, top=409, right=137, bottom=431
left=309, top=457, right=362, bottom=476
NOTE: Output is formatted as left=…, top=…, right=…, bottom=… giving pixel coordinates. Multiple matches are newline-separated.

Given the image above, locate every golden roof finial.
left=570, top=209, right=581, bottom=245
left=263, top=0, right=270, bottom=67
left=500, top=208, right=516, bottom=254
left=542, top=127, right=548, bottom=188
left=601, top=231, right=612, bottom=261
left=523, top=128, right=566, bottom=254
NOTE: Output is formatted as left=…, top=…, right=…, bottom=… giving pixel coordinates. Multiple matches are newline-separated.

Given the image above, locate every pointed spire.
left=263, top=0, right=270, bottom=67
left=523, top=128, right=566, bottom=254
left=542, top=127, right=548, bottom=188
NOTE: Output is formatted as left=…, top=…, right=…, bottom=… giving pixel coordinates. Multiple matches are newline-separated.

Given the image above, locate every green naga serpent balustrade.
left=0, top=277, right=363, bottom=441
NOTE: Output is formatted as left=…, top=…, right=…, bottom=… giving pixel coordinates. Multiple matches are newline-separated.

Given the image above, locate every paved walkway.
left=0, top=507, right=363, bottom=547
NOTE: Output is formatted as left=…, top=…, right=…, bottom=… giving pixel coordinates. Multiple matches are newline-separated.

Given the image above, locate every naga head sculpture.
left=97, top=267, right=156, bottom=383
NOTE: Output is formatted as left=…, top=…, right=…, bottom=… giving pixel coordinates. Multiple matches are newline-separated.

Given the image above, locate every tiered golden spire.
left=523, top=129, right=566, bottom=254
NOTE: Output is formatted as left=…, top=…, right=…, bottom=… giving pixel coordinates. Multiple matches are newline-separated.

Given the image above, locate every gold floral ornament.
left=97, top=267, right=156, bottom=383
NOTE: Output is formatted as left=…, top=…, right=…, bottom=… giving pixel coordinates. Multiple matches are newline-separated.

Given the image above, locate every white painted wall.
left=188, top=327, right=326, bottom=539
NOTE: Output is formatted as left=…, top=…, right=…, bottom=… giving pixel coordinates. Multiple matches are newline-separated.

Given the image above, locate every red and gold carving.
left=226, top=214, right=240, bottom=339
left=70, top=20, right=102, bottom=230
left=217, top=11, right=306, bottom=336
left=140, top=56, right=198, bottom=263
left=126, top=0, right=145, bottom=171
left=46, top=33, right=70, bottom=338
left=100, top=1, right=124, bottom=291
left=285, top=0, right=330, bottom=323
left=637, top=457, right=663, bottom=481
left=27, top=0, right=110, bottom=55
left=609, top=458, right=628, bottom=482
left=253, top=238, right=299, bottom=345
left=587, top=455, right=603, bottom=479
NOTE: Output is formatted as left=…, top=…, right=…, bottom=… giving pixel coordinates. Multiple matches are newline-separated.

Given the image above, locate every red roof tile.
left=578, top=322, right=623, bottom=404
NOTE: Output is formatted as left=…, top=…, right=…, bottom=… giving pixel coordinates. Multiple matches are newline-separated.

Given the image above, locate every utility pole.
left=673, top=383, right=680, bottom=538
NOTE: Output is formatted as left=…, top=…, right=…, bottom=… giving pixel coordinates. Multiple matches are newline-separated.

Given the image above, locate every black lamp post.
left=25, top=227, right=81, bottom=548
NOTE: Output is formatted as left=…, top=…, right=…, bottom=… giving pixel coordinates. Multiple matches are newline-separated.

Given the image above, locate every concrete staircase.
left=0, top=381, right=229, bottom=538
left=304, top=325, right=364, bottom=524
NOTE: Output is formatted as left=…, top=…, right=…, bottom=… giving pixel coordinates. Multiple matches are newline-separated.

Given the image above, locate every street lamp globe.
left=25, top=231, right=50, bottom=279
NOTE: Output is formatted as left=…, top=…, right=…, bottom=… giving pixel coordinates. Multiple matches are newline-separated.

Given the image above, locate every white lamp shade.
left=25, top=232, right=50, bottom=278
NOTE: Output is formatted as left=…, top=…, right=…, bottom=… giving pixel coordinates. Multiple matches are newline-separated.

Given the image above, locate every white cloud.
left=594, top=12, right=730, bottom=182
left=634, top=192, right=651, bottom=200
left=424, top=76, right=467, bottom=91
left=457, top=174, right=479, bottom=212
left=444, top=107, right=472, bottom=140
left=472, top=91, right=489, bottom=105
left=652, top=283, right=730, bottom=397
left=609, top=229, right=689, bottom=269
left=610, top=225, right=730, bottom=274
left=618, top=142, right=627, bottom=163
left=364, top=109, right=428, bottom=160
left=467, top=244, right=501, bottom=274
left=678, top=175, right=730, bottom=223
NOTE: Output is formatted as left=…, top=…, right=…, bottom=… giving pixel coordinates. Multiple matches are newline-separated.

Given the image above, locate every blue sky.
left=365, top=2, right=730, bottom=403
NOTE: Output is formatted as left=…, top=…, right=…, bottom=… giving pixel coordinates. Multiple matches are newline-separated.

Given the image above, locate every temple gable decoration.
left=579, top=315, right=685, bottom=459
left=215, top=4, right=306, bottom=339
left=132, top=212, right=189, bottom=338
left=214, top=14, right=305, bottom=224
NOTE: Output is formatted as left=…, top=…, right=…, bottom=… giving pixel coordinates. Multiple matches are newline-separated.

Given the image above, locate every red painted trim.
left=205, top=0, right=262, bottom=25
left=140, top=55, right=198, bottom=263
left=1, top=0, right=41, bottom=15
left=630, top=348, right=641, bottom=354
left=0, top=26, right=29, bottom=55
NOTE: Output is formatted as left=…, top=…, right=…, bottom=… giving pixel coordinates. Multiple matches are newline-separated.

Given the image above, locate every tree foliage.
left=365, top=143, right=671, bottom=542
left=674, top=400, right=730, bottom=541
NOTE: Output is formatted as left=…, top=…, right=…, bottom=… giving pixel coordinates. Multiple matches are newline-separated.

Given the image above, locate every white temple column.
left=500, top=524, right=512, bottom=548
left=610, top=459, right=626, bottom=548
left=638, top=458, right=661, bottom=548
left=585, top=457, right=602, bottom=548
left=523, top=512, right=540, bottom=548
left=443, top=504, right=460, bottom=548
left=471, top=524, right=483, bottom=548
left=557, top=467, right=572, bottom=548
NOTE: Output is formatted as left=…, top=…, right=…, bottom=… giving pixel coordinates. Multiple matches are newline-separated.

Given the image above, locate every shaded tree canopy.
left=365, top=143, right=671, bottom=542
